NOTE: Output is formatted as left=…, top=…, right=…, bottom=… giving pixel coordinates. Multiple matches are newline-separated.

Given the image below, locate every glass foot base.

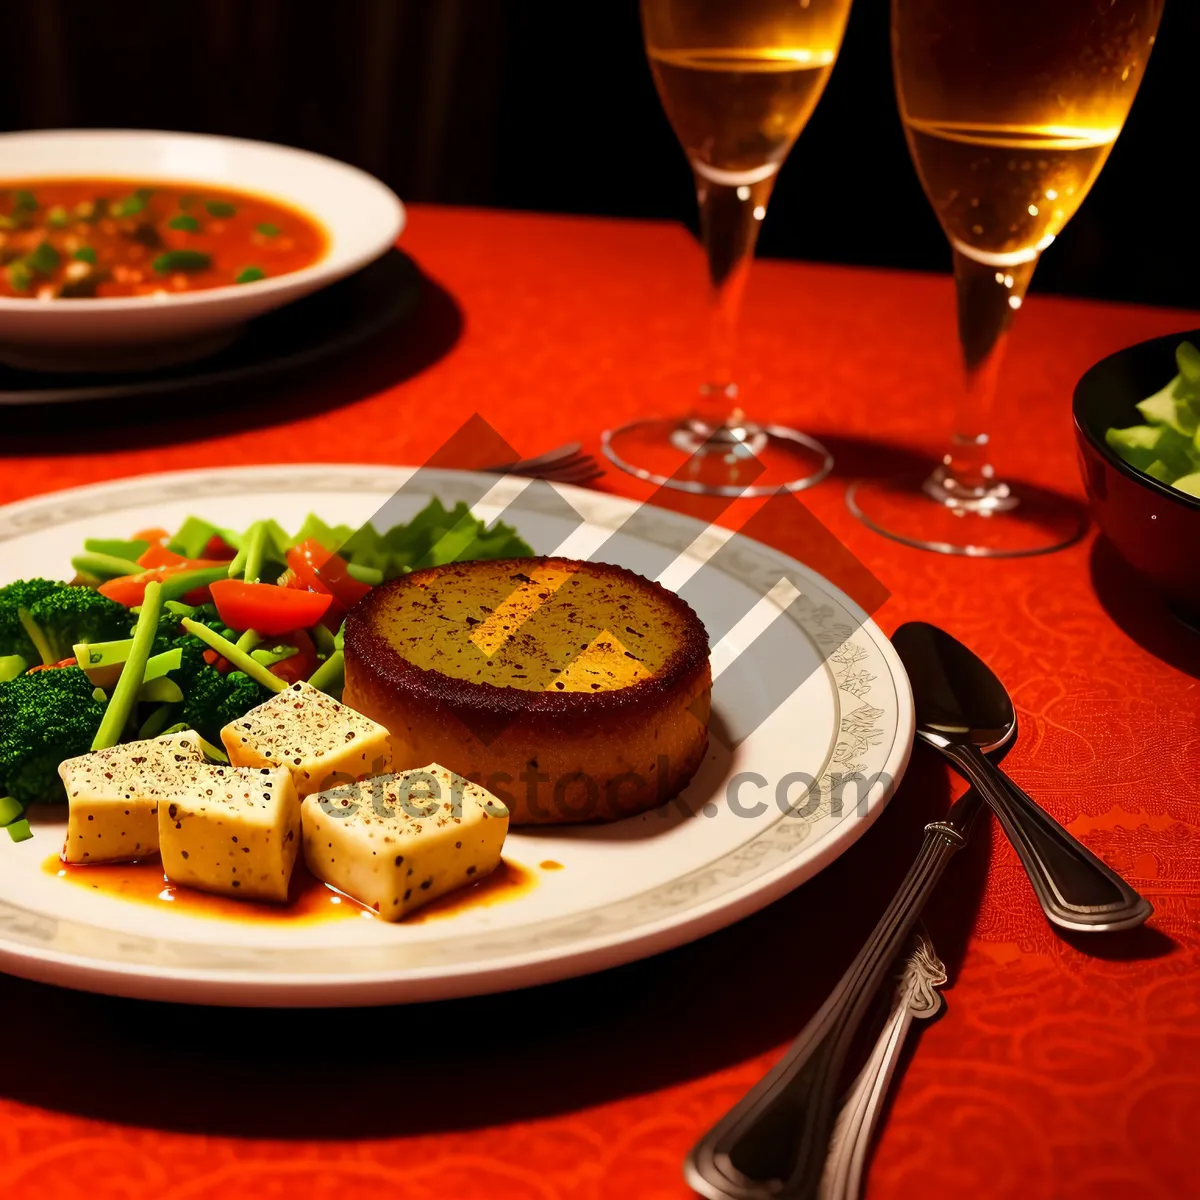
left=846, top=469, right=1086, bottom=557
left=602, top=417, right=833, bottom=496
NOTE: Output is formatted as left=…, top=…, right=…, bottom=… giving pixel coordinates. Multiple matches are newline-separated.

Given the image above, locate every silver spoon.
left=892, top=621, right=1152, bottom=934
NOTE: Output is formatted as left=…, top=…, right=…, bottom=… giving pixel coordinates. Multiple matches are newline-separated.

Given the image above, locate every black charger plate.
left=0, top=249, right=422, bottom=406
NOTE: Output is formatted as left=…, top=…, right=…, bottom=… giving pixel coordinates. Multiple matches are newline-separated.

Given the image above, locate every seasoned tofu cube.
left=58, top=733, right=206, bottom=864
left=220, top=679, right=392, bottom=796
left=302, top=763, right=509, bottom=920
left=158, top=764, right=301, bottom=903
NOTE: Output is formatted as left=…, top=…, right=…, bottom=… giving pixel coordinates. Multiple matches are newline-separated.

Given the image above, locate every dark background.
left=1, top=0, right=1192, bottom=308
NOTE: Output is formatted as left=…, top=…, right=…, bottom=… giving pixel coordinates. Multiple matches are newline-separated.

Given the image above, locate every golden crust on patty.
left=342, top=557, right=711, bottom=824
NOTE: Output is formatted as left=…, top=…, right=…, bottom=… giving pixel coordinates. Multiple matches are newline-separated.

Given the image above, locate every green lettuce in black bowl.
left=1074, top=333, right=1200, bottom=621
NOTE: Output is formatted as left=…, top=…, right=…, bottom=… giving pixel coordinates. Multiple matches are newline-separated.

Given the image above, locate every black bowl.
left=1074, top=329, right=1200, bottom=616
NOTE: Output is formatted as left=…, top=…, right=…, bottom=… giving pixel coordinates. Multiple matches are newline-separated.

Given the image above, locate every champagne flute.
left=848, top=0, right=1164, bottom=555
left=603, top=0, right=854, bottom=496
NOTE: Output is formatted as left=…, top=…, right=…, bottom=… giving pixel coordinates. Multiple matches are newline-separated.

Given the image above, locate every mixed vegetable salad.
left=1106, top=340, right=1200, bottom=497
left=0, top=499, right=531, bottom=842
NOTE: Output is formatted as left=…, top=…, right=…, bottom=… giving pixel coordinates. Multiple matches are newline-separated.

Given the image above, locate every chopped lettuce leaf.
left=168, top=516, right=226, bottom=560
left=161, top=499, right=533, bottom=594
left=1137, top=378, right=1199, bottom=438
left=293, top=513, right=354, bottom=552
left=1107, top=343, right=1200, bottom=490
left=83, top=537, right=151, bottom=561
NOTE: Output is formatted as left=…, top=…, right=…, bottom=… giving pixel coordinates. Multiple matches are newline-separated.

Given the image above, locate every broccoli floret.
left=0, top=667, right=105, bottom=806
left=151, top=611, right=187, bottom=656
left=170, top=633, right=268, bottom=743
left=151, top=603, right=232, bottom=663
left=0, top=579, right=63, bottom=661
left=28, top=586, right=132, bottom=661
left=182, top=603, right=230, bottom=636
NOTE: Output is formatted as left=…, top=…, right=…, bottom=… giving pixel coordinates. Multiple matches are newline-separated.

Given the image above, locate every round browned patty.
left=342, top=557, right=712, bottom=824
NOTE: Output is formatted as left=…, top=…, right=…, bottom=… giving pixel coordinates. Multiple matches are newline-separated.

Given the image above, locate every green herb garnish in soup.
left=0, top=179, right=325, bottom=299
left=152, top=250, right=213, bottom=274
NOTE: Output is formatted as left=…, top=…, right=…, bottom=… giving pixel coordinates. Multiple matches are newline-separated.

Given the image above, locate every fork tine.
left=485, top=441, right=583, bottom=474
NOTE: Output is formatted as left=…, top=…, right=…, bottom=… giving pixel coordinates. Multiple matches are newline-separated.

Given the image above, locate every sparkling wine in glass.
left=848, top=0, right=1164, bottom=555
left=603, top=0, right=854, bottom=496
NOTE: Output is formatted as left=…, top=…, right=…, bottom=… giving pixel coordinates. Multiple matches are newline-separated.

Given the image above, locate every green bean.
left=235, top=628, right=263, bottom=653
left=92, top=582, right=164, bottom=750
left=70, top=552, right=146, bottom=579
left=158, top=565, right=229, bottom=603
left=307, top=650, right=344, bottom=696
left=180, top=618, right=288, bottom=694
left=235, top=266, right=266, bottom=284
left=242, top=521, right=267, bottom=585
left=311, top=622, right=337, bottom=658
left=226, top=544, right=248, bottom=579
left=345, top=563, right=383, bottom=585
left=137, top=703, right=178, bottom=740
left=17, top=609, right=56, bottom=667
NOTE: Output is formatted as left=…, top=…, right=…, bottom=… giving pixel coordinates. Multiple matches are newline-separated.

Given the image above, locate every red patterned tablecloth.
left=2, top=206, right=1198, bottom=1200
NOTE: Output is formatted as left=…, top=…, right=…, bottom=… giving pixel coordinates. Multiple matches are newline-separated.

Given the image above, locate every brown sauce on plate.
left=44, top=854, right=541, bottom=925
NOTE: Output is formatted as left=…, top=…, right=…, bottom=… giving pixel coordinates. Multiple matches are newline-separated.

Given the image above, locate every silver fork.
left=484, top=441, right=604, bottom=485
left=819, top=931, right=948, bottom=1200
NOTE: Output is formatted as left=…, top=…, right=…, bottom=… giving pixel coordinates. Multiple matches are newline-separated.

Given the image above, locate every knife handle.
left=684, top=817, right=970, bottom=1200
left=941, top=741, right=1152, bottom=933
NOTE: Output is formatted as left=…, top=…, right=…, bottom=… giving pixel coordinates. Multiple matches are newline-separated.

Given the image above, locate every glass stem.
left=689, top=166, right=776, bottom=436
left=933, top=249, right=1038, bottom=502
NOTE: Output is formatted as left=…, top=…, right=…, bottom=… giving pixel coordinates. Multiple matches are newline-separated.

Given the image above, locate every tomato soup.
left=0, top=179, right=326, bottom=299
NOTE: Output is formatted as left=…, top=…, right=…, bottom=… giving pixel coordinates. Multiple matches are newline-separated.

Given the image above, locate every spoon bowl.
left=893, top=622, right=1014, bottom=751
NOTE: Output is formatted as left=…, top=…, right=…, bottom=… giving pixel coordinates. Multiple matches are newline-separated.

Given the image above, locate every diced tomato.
left=286, top=539, right=371, bottom=607
left=269, top=628, right=318, bottom=685
left=203, top=534, right=238, bottom=561
left=208, top=579, right=333, bottom=637
left=284, top=542, right=331, bottom=595
left=202, top=648, right=231, bottom=675
left=182, top=584, right=215, bottom=606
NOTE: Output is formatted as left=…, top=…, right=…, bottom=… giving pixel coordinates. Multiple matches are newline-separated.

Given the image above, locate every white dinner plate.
left=0, top=464, right=913, bottom=1006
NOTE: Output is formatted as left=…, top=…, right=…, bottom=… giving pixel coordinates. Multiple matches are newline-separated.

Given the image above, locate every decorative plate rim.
left=0, top=464, right=913, bottom=1005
